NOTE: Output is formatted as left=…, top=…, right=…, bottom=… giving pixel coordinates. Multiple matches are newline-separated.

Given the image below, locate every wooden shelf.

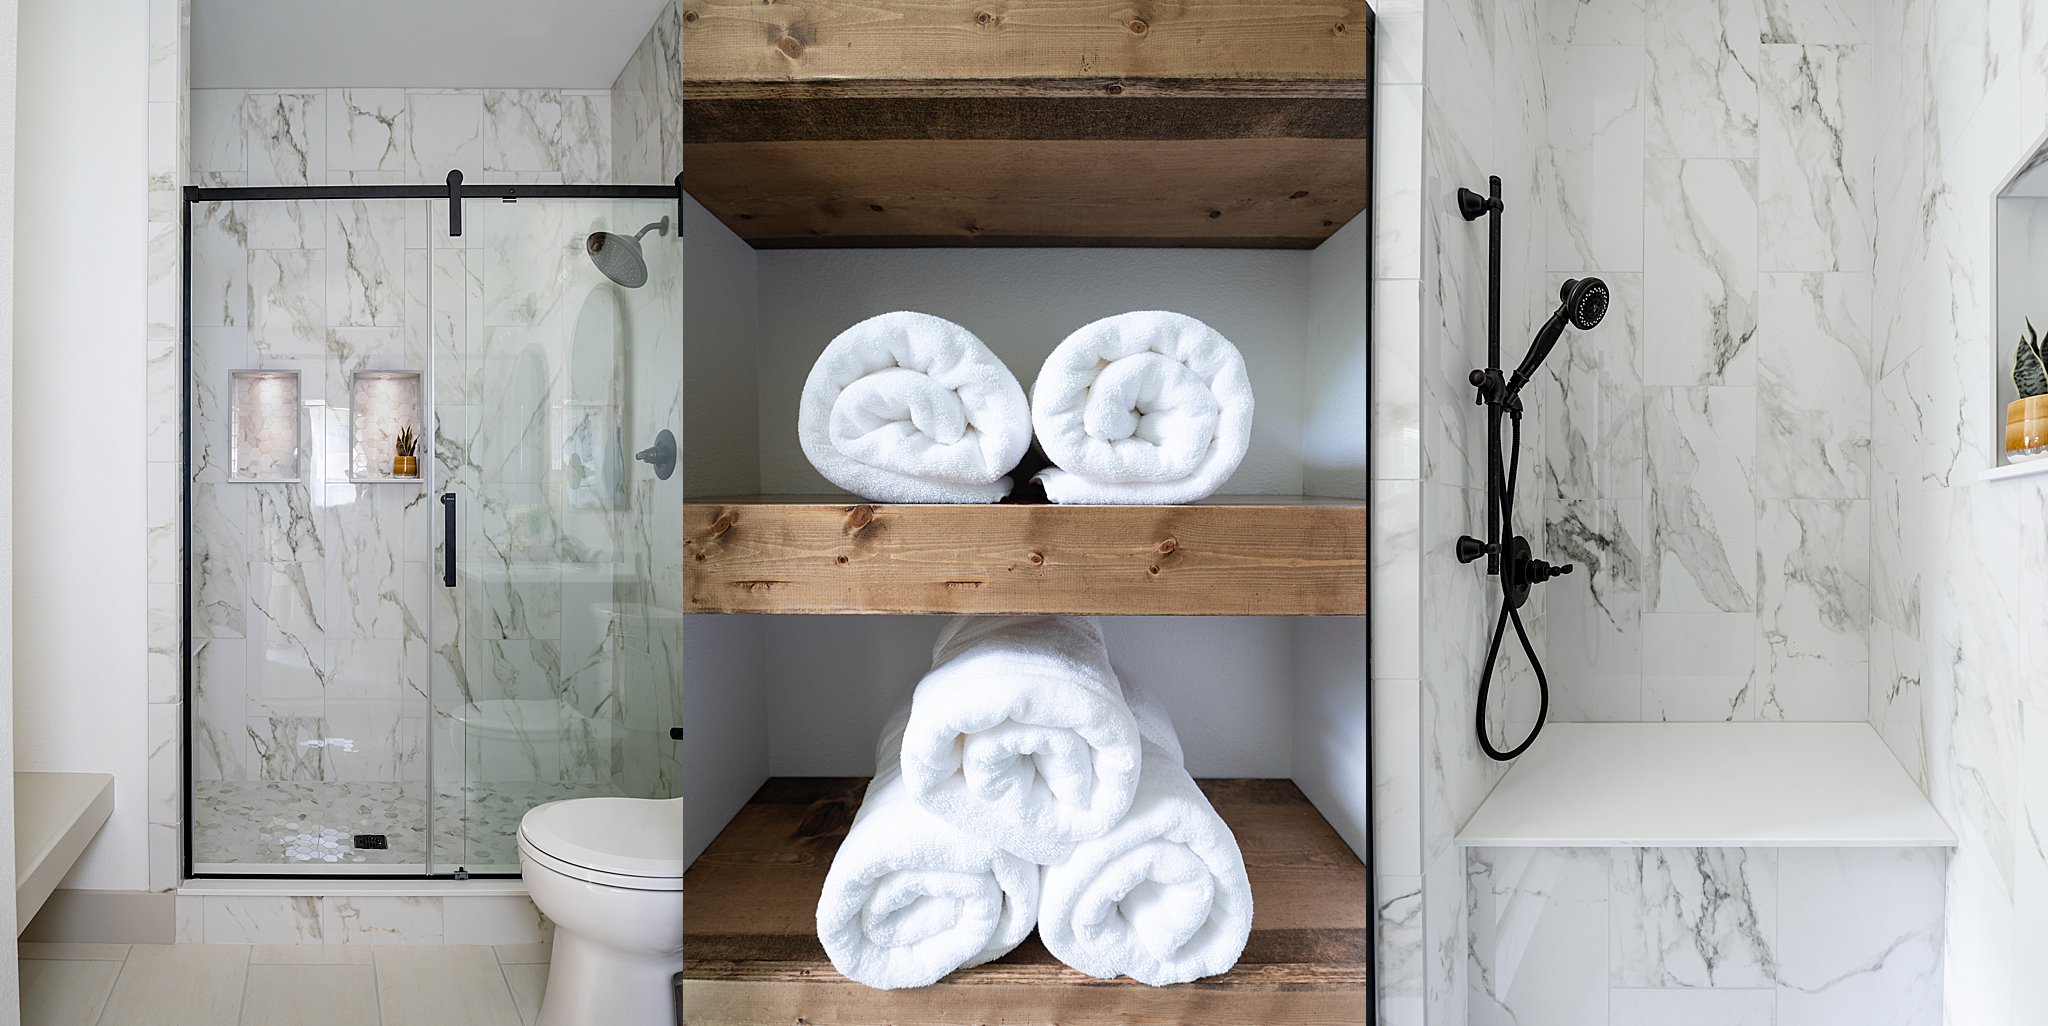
left=684, top=777, right=1368, bottom=1025
left=683, top=496, right=1368, bottom=615
left=681, top=1, right=1371, bottom=249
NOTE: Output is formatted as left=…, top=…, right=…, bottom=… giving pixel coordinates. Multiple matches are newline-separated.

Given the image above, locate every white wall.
left=12, top=0, right=151, bottom=891
left=0, top=0, right=25, bottom=1001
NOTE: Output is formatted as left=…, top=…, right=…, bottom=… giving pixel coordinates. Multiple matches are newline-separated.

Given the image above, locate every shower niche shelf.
left=682, top=1, right=1371, bottom=249
left=684, top=776, right=1368, bottom=1025
left=229, top=370, right=303, bottom=483
left=347, top=371, right=424, bottom=484
left=682, top=495, right=1369, bottom=615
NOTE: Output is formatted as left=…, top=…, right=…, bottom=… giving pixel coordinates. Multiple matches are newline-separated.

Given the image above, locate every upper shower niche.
left=681, top=0, right=1371, bottom=248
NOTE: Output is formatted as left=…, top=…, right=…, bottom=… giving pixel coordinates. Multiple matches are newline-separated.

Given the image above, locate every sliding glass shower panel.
left=189, top=196, right=439, bottom=874
left=429, top=198, right=682, bottom=874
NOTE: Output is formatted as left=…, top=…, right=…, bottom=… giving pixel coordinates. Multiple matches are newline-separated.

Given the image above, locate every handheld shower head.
left=1506, top=276, right=1609, bottom=396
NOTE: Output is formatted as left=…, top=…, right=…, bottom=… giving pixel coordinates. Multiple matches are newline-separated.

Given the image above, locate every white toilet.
left=518, top=796, right=684, bottom=1026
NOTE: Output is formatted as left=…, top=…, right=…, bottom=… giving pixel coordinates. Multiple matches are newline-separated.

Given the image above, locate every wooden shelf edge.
left=683, top=777, right=1368, bottom=1024
left=683, top=498, right=1369, bottom=615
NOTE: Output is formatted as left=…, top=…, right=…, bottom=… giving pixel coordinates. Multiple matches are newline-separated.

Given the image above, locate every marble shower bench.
left=1456, top=723, right=1952, bottom=1025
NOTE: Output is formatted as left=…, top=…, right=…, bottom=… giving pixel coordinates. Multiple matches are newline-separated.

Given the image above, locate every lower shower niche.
left=229, top=370, right=302, bottom=483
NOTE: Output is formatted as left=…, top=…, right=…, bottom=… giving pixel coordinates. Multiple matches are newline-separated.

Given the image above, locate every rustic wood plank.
left=684, top=136, right=1367, bottom=248
left=682, top=499, right=1370, bottom=615
left=684, top=78, right=1370, bottom=143
left=683, top=777, right=1368, bottom=1025
left=682, top=0, right=1371, bottom=83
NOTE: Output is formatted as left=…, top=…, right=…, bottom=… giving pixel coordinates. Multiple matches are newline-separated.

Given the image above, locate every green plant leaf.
left=2018, top=319, right=2048, bottom=397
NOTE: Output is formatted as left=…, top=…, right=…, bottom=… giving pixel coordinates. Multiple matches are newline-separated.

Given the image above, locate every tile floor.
left=20, top=942, right=550, bottom=1026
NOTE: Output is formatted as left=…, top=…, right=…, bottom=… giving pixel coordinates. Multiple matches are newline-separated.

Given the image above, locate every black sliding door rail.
left=183, top=170, right=685, bottom=238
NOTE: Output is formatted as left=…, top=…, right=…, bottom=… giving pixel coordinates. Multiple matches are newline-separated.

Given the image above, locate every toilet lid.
left=518, top=796, right=683, bottom=882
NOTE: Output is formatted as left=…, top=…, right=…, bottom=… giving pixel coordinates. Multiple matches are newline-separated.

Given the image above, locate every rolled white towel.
left=1039, top=709, right=1253, bottom=986
left=1030, top=311, right=1254, bottom=504
left=817, top=707, right=1040, bottom=990
left=799, top=311, right=1032, bottom=503
left=901, top=616, right=1145, bottom=865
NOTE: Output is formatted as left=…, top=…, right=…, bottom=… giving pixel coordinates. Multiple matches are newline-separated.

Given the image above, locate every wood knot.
left=776, top=35, right=804, bottom=59
left=1290, top=190, right=1310, bottom=200
left=835, top=554, right=849, bottom=564
left=682, top=7, right=698, bottom=24
left=736, top=212, right=754, bottom=220
left=843, top=505, right=876, bottom=531
left=1207, top=209, right=1222, bottom=219
left=1128, top=17, right=1149, bottom=34
left=707, top=510, right=736, bottom=538
left=1147, top=564, right=1161, bottom=576
left=1104, top=82, right=1124, bottom=95
left=1334, top=21, right=1346, bottom=33
left=869, top=203, right=885, bottom=213
left=975, top=11, right=997, bottom=27
left=1157, top=537, right=1177, bottom=555
left=1026, top=551, right=1045, bottom=565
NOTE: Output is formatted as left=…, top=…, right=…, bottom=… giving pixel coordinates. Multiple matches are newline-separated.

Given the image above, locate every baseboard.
left=20, top=890, right=177, bottom=944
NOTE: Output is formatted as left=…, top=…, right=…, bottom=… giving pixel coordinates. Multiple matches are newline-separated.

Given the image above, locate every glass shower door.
left=430, top=197, right=682, bottom=874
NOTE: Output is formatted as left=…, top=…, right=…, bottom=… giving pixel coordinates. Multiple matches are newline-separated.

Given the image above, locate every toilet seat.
left=518, top=796, right=683, bottom=893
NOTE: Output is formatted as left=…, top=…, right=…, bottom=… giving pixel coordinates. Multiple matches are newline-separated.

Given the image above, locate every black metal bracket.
left=675, top=171, right=685, bottom=232
left=1457, top=185, right=1502, bottom=222
left=441, top=492, right=457, bottom=587
left=446, top=170, right=463, bottom=237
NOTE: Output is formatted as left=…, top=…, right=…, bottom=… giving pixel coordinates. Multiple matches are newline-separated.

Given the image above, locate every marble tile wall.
left=1376, top=0, right=1552, bottom=1022
left=1863, top=0, right=2048, bottom=1018
left=611, top=1, right=681, bottom=184
left=1467, top=846, right=1944, bottom=1024
left=145, top=0, right=189, bottom=894
left=1536, top=0, right=1879, bottom=725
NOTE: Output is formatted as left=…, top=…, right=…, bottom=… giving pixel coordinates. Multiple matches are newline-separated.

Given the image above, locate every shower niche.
left=1988, top=129, right=2048, bottom=479
left=228, top=369, right=303, bottom=483
left=347, top=371, right=423, bottom=483
left=679, top=4, right=1375, bottom=1021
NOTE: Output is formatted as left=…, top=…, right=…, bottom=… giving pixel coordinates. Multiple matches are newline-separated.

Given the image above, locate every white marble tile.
left=1754, top=499, right=1869, bottom=720
left=1423, top=844, right=1467, bottom=1026
left=1644, top=0, right=1759, bottom=157
left=328, top=200, right=408, bottom=328
left=1641, top=611, right=1756, bottom=720
left=147, top=581, right=181, bottom=704
left=1542, top=0, right=1643, bottom=44
left=1757, top=272, right=1872, bottom=498
left=1613, top=988, right=1773, bottom=1025
left=191, top=89, right=247, bottom=173
left=1375, top=84, right=1424, bottom=281
left=203, top=895, right=443, bottom=944
left=407, top=92, right=485, bottom=181
left=558, top=93, right=611, bottom=184
left=1644, top=160, right=1759, bottom=385
left=242, top=92, right=325, bottom=186
left=192, top=484, right=250, bottom=638
left=1776, top=847, right=1943, bottom=1024
left=189, top=201, right=248, bottom=330
left=147, top=703, right=181, bottom=824
left=1759, top=45, right=1874, bottom=271
left=1760, top=0, right=1871, bottom=43
left=149, top=821, right=181, bottom=893
left=1544, top=45, right=1645, bottom=272
left=1373, top=479, right=1422, bottom=680
left=193, top=638, right=250, bottom=780
left=1375, top=679, right=1423, bottom=877
left=1544, top=500, right=1645, bottom=719
left=442, top=894, right=546, bottom=945
left=1645, top=386, right=1757, bottom=612
left=1869, top=618, right=1928, bottom=785
left=1467, top=847, right=1609, bottom=1026
left=248, top=250, right=326, bottom=359
left=1611, top=847, right=1778, bottom=987
left=327, top=89, right=407, bottom=173
left=483, top=90, right=564, bottom=173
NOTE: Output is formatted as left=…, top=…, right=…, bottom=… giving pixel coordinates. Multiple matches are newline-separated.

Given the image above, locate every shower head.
left=586, top=216, right=671, bottom=289
left=1507, top=277, right=1609, bottom=396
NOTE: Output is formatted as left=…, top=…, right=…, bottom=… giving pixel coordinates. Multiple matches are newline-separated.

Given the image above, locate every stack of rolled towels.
left=815, top=615, right=1254, bottom=990
left=799, top=310, right=1254, bottom=504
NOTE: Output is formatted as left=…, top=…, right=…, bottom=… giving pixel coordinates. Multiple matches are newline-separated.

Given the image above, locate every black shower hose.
left=1474, top=409, right=1549, bottom=761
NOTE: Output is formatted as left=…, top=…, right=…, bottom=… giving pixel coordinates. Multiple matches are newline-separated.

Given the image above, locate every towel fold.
left=817, top=706, right=1041, bottom=990
left=901, top=616, right=1145, bottom=865
left=1030, top=311, right=1254, bottom=504
left=1038, top=706, right=1253, bottom=986
left=799, top=311, right=1033, bottom=503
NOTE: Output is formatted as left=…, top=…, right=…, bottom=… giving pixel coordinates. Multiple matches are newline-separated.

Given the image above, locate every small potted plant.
left=392, top=425, right=419, bottom=477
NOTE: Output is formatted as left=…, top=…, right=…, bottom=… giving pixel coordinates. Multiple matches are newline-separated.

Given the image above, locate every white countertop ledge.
left=15, top=772, right=115, bottom=932
left=1456, top=722, right=1955, bottom=848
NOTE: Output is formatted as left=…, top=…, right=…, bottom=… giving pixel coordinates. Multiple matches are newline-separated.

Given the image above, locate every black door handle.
left=441, top=493, right=457, bottom=587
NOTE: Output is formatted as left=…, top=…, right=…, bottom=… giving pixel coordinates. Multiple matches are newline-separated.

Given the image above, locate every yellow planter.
left=2006, top=396, right=2048, bottom=461
left=392, top=454, right=418, bottom=477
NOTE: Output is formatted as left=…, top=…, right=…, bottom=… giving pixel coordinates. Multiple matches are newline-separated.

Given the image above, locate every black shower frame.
left=180, top=172, right=685, bottom=881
